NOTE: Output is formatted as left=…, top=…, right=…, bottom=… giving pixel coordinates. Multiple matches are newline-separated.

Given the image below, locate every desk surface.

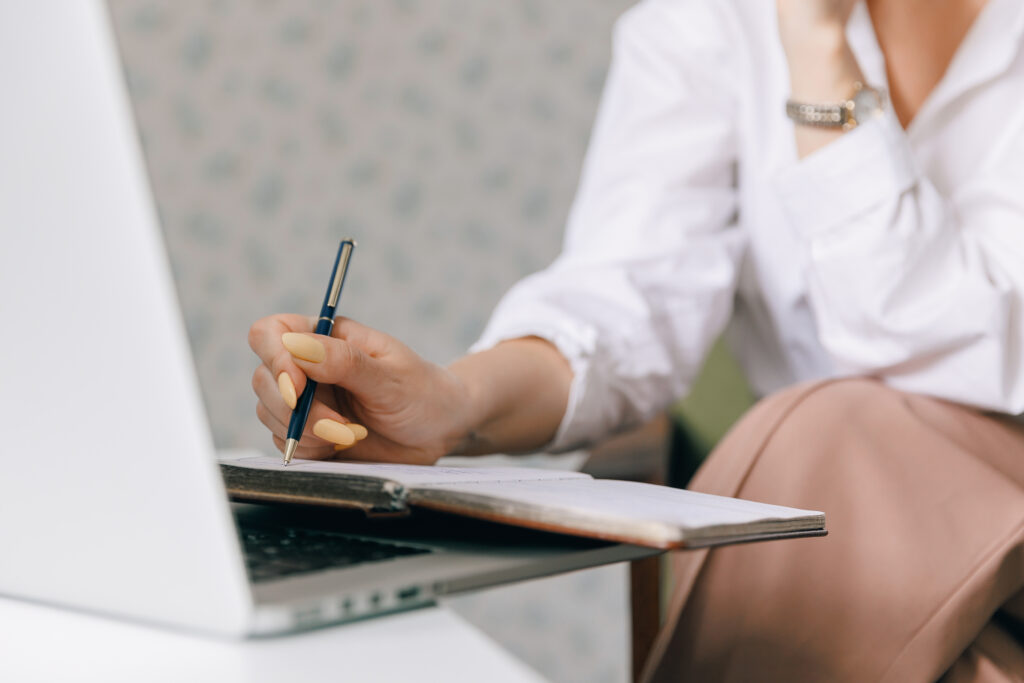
left=0, top=596, right=544, bottom=683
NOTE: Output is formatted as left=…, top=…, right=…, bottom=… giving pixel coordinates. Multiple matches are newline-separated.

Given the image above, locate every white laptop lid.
left=0, top=2, right=252, bottom=634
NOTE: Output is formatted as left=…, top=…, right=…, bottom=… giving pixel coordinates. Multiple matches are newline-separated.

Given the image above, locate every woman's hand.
left=249, top=314, right=473, bottom=464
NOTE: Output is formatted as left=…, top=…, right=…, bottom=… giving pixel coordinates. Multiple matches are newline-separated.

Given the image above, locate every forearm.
left=778, top=6, right=864, bottom=158
left=447, top=337, right=572, bottom=455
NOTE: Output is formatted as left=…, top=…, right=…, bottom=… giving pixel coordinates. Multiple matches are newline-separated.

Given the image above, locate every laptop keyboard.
left=236, top=518, right=433, bottom=583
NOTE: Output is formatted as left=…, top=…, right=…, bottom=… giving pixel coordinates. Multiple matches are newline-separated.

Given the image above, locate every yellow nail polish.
left=347, top=424, right=368, bottom=441
left=277, top=372, right=297, bottom=410
left=282, top=332, right=325, bottom=363
left=313, top=419, right=355, bottom=446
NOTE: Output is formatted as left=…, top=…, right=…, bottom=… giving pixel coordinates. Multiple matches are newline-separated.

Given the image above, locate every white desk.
left=0, top=596, right=544, bottom=683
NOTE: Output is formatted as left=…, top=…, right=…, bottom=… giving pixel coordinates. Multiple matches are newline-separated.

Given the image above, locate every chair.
left=583, top=339, right=755, bottom=681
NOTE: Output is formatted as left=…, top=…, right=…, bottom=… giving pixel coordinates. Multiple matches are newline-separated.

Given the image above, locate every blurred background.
left=108, top=0, right=636, bottom=680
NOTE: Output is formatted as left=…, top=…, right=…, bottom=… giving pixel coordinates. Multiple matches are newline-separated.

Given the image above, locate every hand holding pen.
left=250, top=239, right=562, bottom=466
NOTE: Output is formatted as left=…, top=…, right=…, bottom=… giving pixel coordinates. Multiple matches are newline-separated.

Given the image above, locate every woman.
left=250, top=0, right=1024, bottom=679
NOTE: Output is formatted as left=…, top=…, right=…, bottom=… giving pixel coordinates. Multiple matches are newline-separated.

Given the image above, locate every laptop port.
left=396, top=586, right=420, bottom=602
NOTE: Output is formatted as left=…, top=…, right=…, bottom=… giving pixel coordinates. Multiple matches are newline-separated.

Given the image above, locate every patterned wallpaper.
left=108, top=0, right=630, bottom=448
left=107, top=1, right=636, bottom=681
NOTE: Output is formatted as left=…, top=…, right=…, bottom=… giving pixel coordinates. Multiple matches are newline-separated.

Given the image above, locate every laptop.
left=0, top=2, right=654, bottom=636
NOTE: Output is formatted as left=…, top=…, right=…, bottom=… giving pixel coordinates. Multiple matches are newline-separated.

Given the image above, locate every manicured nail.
left=277, top=372, right=297, bottom=410
left=313, top=419, right=355, bottom=446
left=347, top=424, right=368, bottom=441
left=282, top=333, right=325, bottom=363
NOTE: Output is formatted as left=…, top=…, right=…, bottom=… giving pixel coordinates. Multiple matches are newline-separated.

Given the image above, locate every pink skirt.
left=643, top=379, right=1024, bottom=682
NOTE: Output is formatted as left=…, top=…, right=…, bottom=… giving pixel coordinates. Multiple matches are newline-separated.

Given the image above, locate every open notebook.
left=220, top=454, right=826, bottom=550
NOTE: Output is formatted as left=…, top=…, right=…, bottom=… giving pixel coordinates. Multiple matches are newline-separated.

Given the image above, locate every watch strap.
left=786, top=82, right=881, bottom=130
left=785, top=99, right=852, bottom=129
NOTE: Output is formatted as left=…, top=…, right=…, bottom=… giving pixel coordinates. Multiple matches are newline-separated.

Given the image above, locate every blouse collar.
left=845, top=0, right=1024, bottom=136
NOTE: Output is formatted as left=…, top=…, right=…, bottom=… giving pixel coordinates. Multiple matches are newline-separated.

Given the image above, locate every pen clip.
left=327, top=240, right=356, bottom=309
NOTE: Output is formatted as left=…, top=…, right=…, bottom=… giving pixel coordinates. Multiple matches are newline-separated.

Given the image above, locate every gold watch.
left=785, top=82, right=885, bottom=130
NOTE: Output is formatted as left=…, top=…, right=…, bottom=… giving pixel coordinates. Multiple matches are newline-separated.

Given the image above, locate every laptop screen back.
left=0, top=1, right=252, bottom=634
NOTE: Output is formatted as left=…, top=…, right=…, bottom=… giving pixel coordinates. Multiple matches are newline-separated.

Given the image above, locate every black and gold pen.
left=283, top=239, right=356, bottom=465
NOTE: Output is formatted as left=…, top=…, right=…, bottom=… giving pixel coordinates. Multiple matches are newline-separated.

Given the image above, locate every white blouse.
left=473, top=0, right=1024, bottom=452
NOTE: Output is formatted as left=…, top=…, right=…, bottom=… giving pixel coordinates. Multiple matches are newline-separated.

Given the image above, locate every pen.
left=283, top=239, right=356, bottom=465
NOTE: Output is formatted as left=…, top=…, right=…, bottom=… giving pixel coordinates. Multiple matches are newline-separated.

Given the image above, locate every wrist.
left=441, top=360, right=488, bottom=455
left=444, top=337, right=572, bottom=456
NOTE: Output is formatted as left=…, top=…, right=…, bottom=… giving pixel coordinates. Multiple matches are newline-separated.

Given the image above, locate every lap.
left=644, top=379, right=1024, bottom=683
left=941, top=619, right=1024, bottom=683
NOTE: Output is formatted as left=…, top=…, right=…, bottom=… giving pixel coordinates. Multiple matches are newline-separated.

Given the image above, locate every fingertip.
left=312, top=419, right=356, bottom=446
left=272, top=349, right=307, bottom=390
left=282, top=332, right=326, bottom=363
left=277, top=372, right=298, bottom=410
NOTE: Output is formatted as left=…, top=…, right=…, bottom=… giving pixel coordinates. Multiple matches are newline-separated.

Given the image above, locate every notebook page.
left=219, top=455, right=592, bottom=487
left=411, top=478, right=825, bottom=545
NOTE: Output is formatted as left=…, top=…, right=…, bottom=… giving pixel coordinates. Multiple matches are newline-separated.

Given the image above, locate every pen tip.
left=283, top=439, right=298, bottom=466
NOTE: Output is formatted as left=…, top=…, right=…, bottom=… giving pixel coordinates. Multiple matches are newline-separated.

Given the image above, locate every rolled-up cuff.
left=774, top=108, right=917, bottom=238
left=470, top=302, right=608, bottom=453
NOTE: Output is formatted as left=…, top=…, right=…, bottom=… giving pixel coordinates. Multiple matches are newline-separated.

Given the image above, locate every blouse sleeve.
left=775, top=106, right=1024, bottom=413
left=472, top=0, right=745, bottom=451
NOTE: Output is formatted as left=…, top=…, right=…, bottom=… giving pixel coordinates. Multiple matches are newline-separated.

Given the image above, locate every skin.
left=249, top=315, right=571, bottom=463
left=250, top=0, right=986, bottom=464
left=780, top=0, right=987, bottom=156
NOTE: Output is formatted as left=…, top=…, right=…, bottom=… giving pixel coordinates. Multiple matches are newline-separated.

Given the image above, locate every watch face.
left=852, top=87, right=884, bottom=122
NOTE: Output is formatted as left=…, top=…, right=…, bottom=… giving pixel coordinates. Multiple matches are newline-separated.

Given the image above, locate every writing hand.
left=249, top=314, right=472, bottom=464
